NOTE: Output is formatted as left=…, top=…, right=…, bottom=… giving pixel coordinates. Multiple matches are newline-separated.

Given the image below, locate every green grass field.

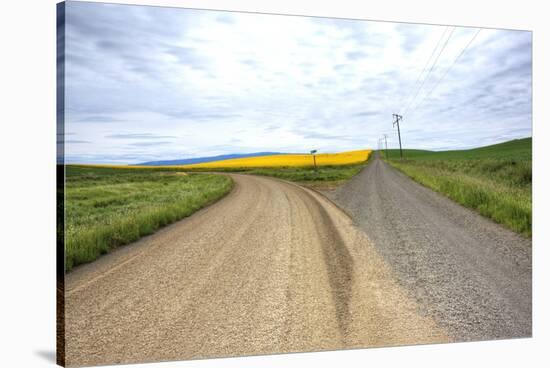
left=231, top=164, right=367, bottom=189
left=182, top=162, right=370, bottom=190
left=64, top=166, right=233, bottom=271
left=384, top=137, right=532, bottom=237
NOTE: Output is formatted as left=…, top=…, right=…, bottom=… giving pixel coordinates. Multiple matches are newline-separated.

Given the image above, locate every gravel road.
left=329, top=155, right=532, bottom=342
left=65, top=173, right=447, bottom=367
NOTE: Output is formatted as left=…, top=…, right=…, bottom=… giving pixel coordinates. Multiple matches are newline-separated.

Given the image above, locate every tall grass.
left=385, top=138, right=532, bottom=237
left=65, top=167, right=233, bottom=271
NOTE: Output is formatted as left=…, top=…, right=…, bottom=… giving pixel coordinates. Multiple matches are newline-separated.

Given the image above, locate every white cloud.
left=63, top=2, right=532, bottom=164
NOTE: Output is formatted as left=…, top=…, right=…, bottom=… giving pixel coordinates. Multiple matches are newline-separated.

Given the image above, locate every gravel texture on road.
left=329, top=155, right=532, bottom=342
left=65, top=173, right=447, bottom=367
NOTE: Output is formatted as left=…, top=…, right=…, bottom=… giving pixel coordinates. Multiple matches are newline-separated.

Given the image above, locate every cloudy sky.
left=62, top=1, right=532, bottom=164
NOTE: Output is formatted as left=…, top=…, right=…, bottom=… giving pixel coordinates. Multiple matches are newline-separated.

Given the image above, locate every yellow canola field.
left=180, top=149, right=372, bottom=169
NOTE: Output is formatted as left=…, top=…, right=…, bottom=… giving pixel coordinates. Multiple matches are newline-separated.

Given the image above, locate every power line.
left=403, top=27, right=455, bottom=114
left=398, top=26, right=449, bottom=111
left=403, top=27, right=456, bottom=115
left=409, top=28, right=482, bottom=113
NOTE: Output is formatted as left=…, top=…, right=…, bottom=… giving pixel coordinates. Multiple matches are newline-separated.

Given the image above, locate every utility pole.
left=383, top=134, right=389, bottom=159
left=393, top=114, right=403, bottom=160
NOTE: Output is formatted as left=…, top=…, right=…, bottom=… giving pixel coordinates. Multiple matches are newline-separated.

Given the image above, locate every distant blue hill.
left=137, top=152, right=284, bottom=166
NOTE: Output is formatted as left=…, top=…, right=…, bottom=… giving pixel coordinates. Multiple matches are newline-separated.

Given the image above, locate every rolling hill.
left=138, top=152, right=283, bottom=166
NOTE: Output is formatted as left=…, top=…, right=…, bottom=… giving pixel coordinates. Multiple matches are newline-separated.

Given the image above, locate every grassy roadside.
left=180, top=160, right=372, bottom=191
left=383, top=138, right=531, bottom=237
left=65, top=166, right=233, bottom=271
left=244, top=164, right=368, bottom=190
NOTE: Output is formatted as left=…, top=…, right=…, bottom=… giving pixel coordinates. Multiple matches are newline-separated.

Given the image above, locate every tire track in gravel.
left=328, top=155, right=532, bottom=342
left=65, top=173, right=448, bottom=367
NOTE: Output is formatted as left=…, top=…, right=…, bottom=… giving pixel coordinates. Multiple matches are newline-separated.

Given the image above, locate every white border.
left=0, top=1, right=548, bottom=367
